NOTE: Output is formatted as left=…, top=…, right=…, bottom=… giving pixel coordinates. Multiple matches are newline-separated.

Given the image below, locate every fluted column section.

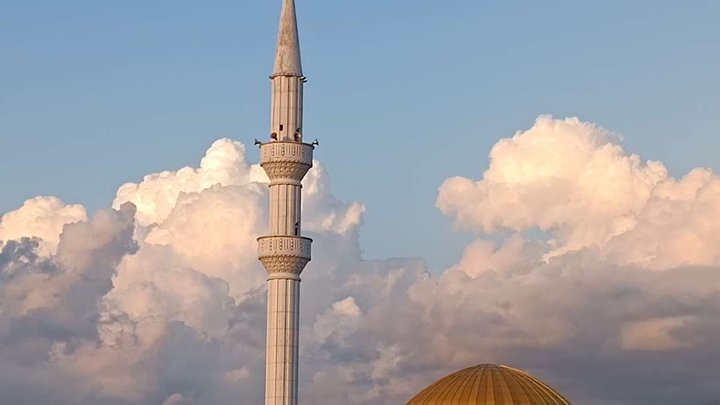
left=265, top=274, right=300, bottom=405
left=271, top=75, right=305, bottom=142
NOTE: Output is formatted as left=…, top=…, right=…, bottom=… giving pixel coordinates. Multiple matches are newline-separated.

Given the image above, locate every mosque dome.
left=406, top=364, right=572, bottom=405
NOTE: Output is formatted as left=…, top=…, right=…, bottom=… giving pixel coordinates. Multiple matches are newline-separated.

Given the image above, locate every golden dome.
left=406, top=364, right=572, bottom=405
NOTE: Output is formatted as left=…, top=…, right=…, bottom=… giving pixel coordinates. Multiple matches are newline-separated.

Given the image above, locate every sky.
left=3, top=0, right=719, bottom=271
left=1, top=1, right=720, bottom=404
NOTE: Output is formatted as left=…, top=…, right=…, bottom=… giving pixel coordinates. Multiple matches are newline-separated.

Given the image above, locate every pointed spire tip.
left=273, top=0, right=303, bottom=77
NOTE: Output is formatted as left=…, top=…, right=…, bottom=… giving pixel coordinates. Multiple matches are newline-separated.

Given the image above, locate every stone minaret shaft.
left=257, top=1, right=313, bottom=404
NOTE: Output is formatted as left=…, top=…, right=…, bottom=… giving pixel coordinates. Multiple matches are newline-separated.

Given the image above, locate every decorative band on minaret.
left=257, top=1, right=313, bottom=404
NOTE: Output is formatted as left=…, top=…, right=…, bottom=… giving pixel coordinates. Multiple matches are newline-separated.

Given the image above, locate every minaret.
left=257, top=0, right=313, bottom=404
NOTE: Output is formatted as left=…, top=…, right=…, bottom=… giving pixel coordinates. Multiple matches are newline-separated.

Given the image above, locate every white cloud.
left=0, top=196, right=87, bottom=255
left=621, top=316, right=695, bottom=351
left=313, top=296, right=362, bottom=343
left=113, top=138, right=266, bottom=227
left=303, top=161, right=365, bottom=235
left=437, top=116, right=720, bottom=269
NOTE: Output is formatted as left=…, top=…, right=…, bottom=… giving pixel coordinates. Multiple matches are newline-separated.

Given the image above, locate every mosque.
left=256, top=1, right=573, bottom=404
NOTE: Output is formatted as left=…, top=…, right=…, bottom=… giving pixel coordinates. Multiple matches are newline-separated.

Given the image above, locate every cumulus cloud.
left=0, top=196, right=87, bottom=255
left=0, top=203, right=137, bottom=404
left=438, top=116, right=720, bottom=269
left=112, top=138, right=267, bottom=227
left=303, top=161, right=366, bottom=235
left=1, top=120, right=719, bottom=405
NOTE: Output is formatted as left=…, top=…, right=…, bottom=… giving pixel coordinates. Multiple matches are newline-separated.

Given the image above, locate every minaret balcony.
left=260, top=141, right=314, bottom=183
left=260, top=141, right=314, bottom=166
left=258, top=235, right=312, bottom=259
left=258, top=236, right=312, bottom=276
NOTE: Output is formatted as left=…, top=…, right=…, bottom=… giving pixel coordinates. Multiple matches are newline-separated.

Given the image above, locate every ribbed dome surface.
left=406, top=364, right=572, bottom=405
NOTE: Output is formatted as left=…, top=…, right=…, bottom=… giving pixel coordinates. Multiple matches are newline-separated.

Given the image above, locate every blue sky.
left=2, top=0, right=719, bottom=271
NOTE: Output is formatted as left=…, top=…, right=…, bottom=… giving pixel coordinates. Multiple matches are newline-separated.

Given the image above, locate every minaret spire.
left=258, top=1, right=314, bottom=404
left=273, top=0, right=302, bottom=77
